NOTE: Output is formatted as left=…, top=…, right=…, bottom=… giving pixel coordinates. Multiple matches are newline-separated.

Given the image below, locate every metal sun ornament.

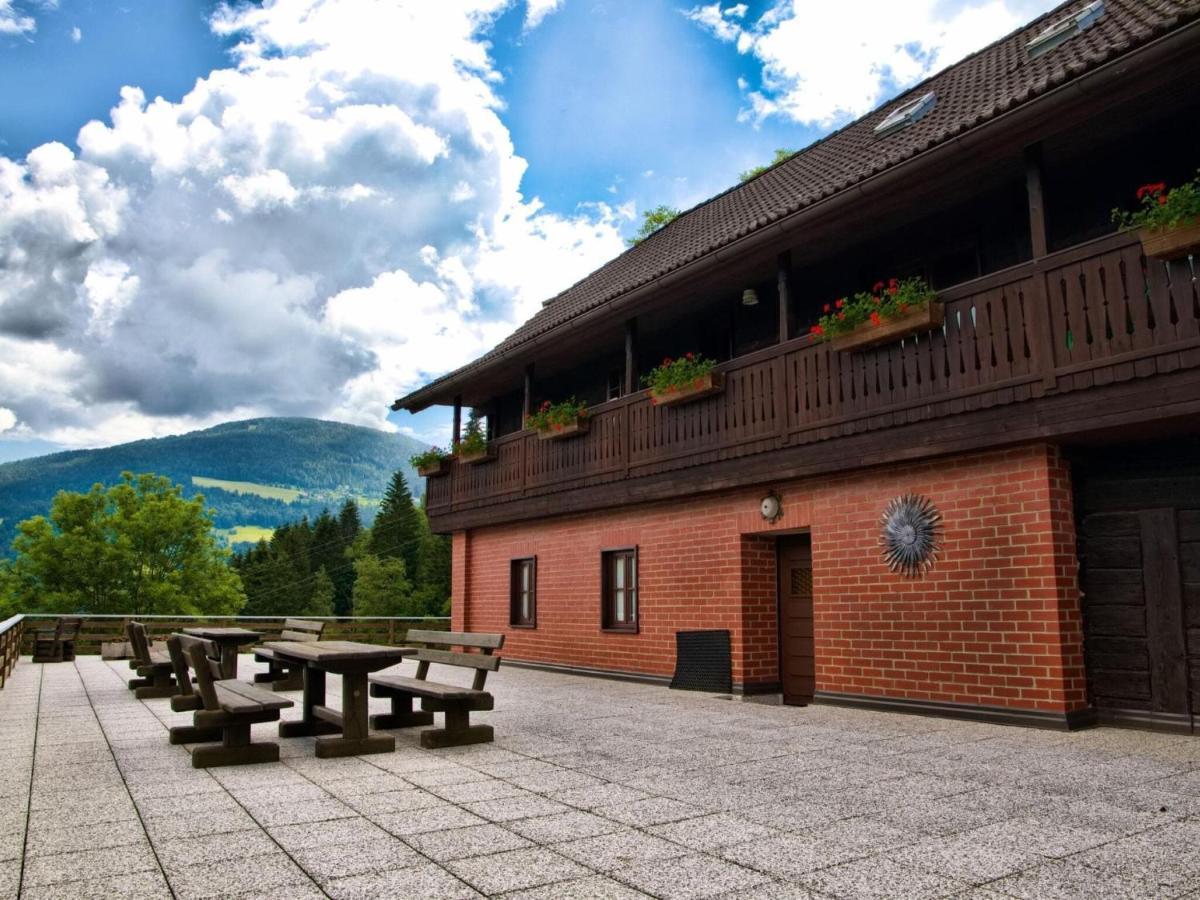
left=879, top=494, right=943, bottom=577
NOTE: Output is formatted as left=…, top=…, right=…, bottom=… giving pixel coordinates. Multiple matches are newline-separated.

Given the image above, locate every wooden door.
left=1075, top=440, right=1200, bottom=733
left=778, top=535, right=815, bottom=706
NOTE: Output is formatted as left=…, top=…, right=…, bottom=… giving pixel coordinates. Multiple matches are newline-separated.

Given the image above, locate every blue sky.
left=0, top=0, right=1057, bottom=461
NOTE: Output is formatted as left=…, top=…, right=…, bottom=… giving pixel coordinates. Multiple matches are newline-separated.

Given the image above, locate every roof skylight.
left=1027, top=0, right=1105, bottom=58
left=873, top=92, right=936, bottom=137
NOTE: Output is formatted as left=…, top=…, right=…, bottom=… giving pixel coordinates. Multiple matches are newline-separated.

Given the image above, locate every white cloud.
left=0, top=0, right=35, bottom=35
left=0, top=0, right=625, bottom=448
left=0, top=407, right=15, bottom=433
left=70, top=25, right=80, bottom=42
left=689, top=0, right=1060, bottom=127
left=525, top=0, right=564, bottom=30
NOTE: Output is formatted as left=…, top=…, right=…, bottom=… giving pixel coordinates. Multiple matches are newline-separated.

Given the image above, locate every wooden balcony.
left=427, top=232, right=1200, bottom=531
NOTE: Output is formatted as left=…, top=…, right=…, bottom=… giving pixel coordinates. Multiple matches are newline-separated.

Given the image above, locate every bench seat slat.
left=214, top=680, right=292, bottom=713
left=370, top=673, right=490, bottom=701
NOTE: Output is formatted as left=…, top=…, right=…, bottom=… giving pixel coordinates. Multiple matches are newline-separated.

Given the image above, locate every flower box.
left=830, top=301, right=945, bottom=352
left=1139, top=219, right=1200, bottom=261
left=416, top=459, right=450, bottom=478
left=457, top=448, right=495, bottom=465
left=535, top=417, right=590, bottom=441
left=650, top=372, right=725, bottom=407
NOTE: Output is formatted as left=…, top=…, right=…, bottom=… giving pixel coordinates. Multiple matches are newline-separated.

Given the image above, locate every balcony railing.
left=0, top=615, right=23, bottom=690
left=428, top=232, right=1200, bottom=516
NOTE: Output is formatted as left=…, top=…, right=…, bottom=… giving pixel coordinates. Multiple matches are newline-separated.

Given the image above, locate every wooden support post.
left=777, top=251, right=791, bottom=343
left=523, top=364, right=534, bottom=418
left=624, top=319, right=638, bottom=396
left=1024, top=144, right=1057, bottom=392
left=1025, top=144, right=1048, bottom=259
left=452, top=396, right=462, bottom=446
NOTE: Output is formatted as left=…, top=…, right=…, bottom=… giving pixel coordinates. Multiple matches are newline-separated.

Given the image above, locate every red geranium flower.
left=685, top=351, right=694, bottom=360
left=809, top=324, right=824, bottom=336
left=823, top=303, right=832, bottom=314
left=872, top=280, right=885, bottom=293
left=1137, top=182, right=1167, bottom=200
left=1159, top=195, right=1169, bottom=206
left=662, top=357, right=672, bottom=366
left=836, top=312, right=845, bottom=321
left=835, top=298, right=845, bottom=309
left=888, top=278, right=899, bottom=289
left=887, top=285, right=899, bottom=296
left=870, top=311, right=882, bottom=326
left=872, top=296, right=882, bottom=305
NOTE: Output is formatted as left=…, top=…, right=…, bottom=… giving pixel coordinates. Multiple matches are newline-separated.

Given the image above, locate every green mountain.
left=0, top=418, right=429, bottom=555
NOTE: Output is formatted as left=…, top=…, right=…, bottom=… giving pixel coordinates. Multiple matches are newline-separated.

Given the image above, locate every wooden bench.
left=254, top=618, right=326, bottom=691
left=368, top=630, right=504, bottom=748
left=32, top=617, right=82, bottom=663
left=126, top=621, right=179, bottom=699
left=171, top=638, right=293, bottom=767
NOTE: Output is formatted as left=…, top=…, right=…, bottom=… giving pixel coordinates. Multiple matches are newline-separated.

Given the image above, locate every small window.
left=510, top=558, right=536, bottom=628
left=601, top=548, right=638, bottom=632
left=1027, top=0, right=1104, bottom=59
left=607, top=369, right=624, bottom=401
left=873, top=92, right=936, bottom=137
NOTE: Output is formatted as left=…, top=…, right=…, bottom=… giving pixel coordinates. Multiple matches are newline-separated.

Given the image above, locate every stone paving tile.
left=647, top=812, right=778, bottom=851
left=289, top=836, right=424, bottom=881
left=140, top=806, right=259, bottom=842
left=345, top=786, right=447, bottom=815
left=797, top=854, right=969, bottom=899
left=615, top=852, right=771, bottom=899
left=887, top=829, right=1044, bottom=885
left=165, top=850, right=314, bottom=899
left=546, top=782, right=651, bottom=810
left=18, top=869, right=173, bottom=900
left=0, top=859, right=18, bottom=897
left=720, top=817, right=915, bottom=880
left=506, top=809, right=626, bottom=844
left=432, top=777, right=532, bottom=804
left=325, top=862, right=482, bottom=899
left=152, top=827, right=278, bottom=869
left=406, top=822, right=534, bottom=861
left=249, top=797, right=359, bottom=827
left=988, top=857, right=1179, bottom=900
left=447, top=846, right=591, bottom=895
left=594, top=796, right=707, bottom=827
left=554, top=828, right=691, bottom=872
left=269, top=816, right=394, bottom=852
left=21, top=842, right=161, bottom=888
left=24, top=818, right=147, bottom=857
left=462, top=794, right=574, bottom=823
left=375, top=803, right=489, bottom=836
left=502, top=873, right=654, bottom=898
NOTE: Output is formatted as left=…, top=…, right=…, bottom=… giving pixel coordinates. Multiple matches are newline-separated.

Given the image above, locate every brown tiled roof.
left=398, top=0, right=1200, bottom=410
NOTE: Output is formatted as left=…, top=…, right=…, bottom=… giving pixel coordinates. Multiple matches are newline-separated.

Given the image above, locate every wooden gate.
left=1075, top=440, right=1200, bottom=733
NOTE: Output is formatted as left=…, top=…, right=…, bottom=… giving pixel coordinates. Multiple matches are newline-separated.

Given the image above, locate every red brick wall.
left=454, top=443, right=1087, bottom=713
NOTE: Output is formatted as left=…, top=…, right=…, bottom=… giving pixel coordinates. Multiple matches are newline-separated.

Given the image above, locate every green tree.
left=309, top=567, right=336, bottom=617
left=414, top=498, right=452, bottom=616
left=739, top=148, right=796, bottom=183
left=351, top=553, right=417, bottom=617
left=627, top=205, right=680, bottom=247
left=1, top=472, right=244, bottom=616
left=369, top=470, right=422, bottom=579
left=337, top=500, right=362, bottom=543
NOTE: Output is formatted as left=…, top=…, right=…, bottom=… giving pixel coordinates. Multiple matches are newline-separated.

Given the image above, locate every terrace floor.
left=2, top=659, right=1200, bottom=900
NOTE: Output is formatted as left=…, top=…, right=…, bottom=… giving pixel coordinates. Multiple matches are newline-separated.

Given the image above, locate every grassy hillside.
left=0, top=418, right=429, bottom=554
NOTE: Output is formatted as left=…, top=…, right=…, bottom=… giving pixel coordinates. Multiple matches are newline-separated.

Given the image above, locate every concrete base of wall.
left=813, top=690, right=1098, bottom=731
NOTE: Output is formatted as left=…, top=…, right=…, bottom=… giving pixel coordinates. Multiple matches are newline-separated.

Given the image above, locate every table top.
left=261, top=640, right=415, bottom=664
left=183, top=627, right=263, bottom=641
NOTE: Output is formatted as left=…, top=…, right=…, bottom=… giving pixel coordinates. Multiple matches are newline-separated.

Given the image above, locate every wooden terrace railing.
left=428, top=231, right=1200, bottom=514
left=0, top=614, right=24, bottom=689
left=17, top=615, right=450, bottom=657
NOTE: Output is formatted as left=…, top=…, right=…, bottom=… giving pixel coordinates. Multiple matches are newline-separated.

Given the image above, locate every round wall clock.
left=879, top=493, right=943, bottom=577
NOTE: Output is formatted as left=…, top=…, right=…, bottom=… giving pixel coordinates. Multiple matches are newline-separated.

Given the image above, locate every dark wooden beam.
left=523, top=364, right=534, bottom=418
left=777, top=251, right=791, bottom=343
left=624, top=319, right=638, bottom=396
left=1025, top=144, right=1048, bottom=258
left=452, top=396, right=462, bottom=446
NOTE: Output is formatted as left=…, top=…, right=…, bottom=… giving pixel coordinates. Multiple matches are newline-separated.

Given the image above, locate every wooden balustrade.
left=16, top=615, right=449, bottom=657
left=429, top=232, right=1200, bottom=516
left=0, top=615, right=23, bottom=689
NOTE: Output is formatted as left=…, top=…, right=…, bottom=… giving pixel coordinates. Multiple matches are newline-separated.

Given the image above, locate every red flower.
left=540, top=400, right=551, bottom=410
left=888, top=278, right=899, bottom=289
left=836, top=312, right=845, bottom=321
left=685, top=351, right=694, bottom=361
left=835, top=298, right=845, bottom=309
left=823, top=303, right=832, bottom=314
left=662, top=357, right=672, bottom=366
left=888, top=285, right=898, bottom=296
left=1159, top=195, right=1169, bottom=206
left=872, top=296, right=882, bottom=305
left=1137, top=182, right=1167, bottom=200
left=870, top=311, right=882, bottom=326
left=809, top=324, right=824, bottom=336
left=872, top=280, right=885, bottom=293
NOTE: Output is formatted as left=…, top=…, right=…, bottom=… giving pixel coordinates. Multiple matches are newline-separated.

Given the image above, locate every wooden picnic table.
left=183, top=627, right=263, bottom=679
left=263, top=640, right=415, bottom=758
